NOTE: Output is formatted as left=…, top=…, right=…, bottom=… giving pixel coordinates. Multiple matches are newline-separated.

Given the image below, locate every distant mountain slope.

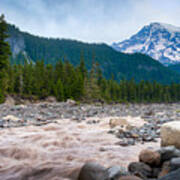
left=168, top=64, right=180, bottom=74
left=112, top=22, right=180, bottom=66
left=6, top=24, right=180, bottom=83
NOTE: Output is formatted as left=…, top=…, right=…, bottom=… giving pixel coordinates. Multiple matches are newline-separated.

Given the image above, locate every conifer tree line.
left=2, top=60, right=180, bottom=103
left=1, top=14, right=180, bottom=103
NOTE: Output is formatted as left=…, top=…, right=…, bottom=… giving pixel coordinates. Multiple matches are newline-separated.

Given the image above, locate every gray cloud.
left=1, top=0, right=180, bottom=44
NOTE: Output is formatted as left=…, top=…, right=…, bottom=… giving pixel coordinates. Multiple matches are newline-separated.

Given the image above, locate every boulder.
left=109, top=116, right=144, bottom=129
left=66, top=99, right=77, bottom=106
left=128, top=162, right=152, bottom=178
left=161, top=121, right=180, bottom=149
left=109, top=118, right=129, bottom=128
left=107, top=166, right=129, bottom=179
left=118, top=176, right=142, bottom=180
left=115, top=139, right=135, bottom=147
left=158, top=146, right=180, bottom=162
left=78, top=163, right=129, bottom=180
left=45, top=96, right=57, bottom=103
left=158, top=168, right=180, bottom=180
left=78, top=162, right=107, bottom=180
left=158, top=161, right=171, bottom=178
left=2, top=115, right=20, bottom=122
left=152, top=167, right=161, bottom=178
left=139, top=149, right=161, bottom=166
left=170, top=157, right=180, bottom=171
left=4, top=95, right=15, bottom=106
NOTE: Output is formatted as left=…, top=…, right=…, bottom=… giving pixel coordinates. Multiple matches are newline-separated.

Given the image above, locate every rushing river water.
left=0, top=117, right=159, bottom=180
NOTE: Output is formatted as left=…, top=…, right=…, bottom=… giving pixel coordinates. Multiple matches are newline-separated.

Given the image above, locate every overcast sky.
left=1, top=0, right=180, bottom=44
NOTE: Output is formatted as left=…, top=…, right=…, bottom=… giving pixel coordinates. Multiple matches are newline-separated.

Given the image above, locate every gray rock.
left=115, top=139, right=129, bottom=147
left=0, top=120, right=4, bottom=128
left=78, top=162, right=108, bottom=180
left=158, top=168, right=180, bottom=180
left=118, top=175, right=143, bottom=180
left=158, top=161, right=171, bottom=178
left=158, top=146, right=180, bottom=162
left=128, top=162, right=152, bottom=178
left=127, top=138, right=135, bottom=146
left=152, top=167, right=161, bottom=178
left=107, top=166, right=129, bottom=179
left=170, top=157, right=180, bottom=171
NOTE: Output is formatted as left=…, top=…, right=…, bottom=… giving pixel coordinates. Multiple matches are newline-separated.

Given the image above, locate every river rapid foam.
left=0, top=117, right=159, bottom=180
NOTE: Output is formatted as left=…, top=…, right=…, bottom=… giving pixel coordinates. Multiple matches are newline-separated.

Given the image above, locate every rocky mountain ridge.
left=112, top=22, right=180, bottom=66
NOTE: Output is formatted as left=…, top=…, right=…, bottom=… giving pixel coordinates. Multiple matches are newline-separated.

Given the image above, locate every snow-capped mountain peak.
left=157, top=22, right=180, bottom=33
left=112, top=22, right=180, bottom=65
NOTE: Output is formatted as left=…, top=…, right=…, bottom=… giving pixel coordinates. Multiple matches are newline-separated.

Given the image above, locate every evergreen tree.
left=54, top=60, right=64, bottom=82
left=33, top=60, right=45, bottom=97
left=45, top=64, right=54, bottom=96
left=54, top=79, right=64, bottom=101
left=0, top=14, right=11, bottom=102
left=84, top=62, right=101, bottom=101
left=79, top=53, right=87, bottom=79
left=22, top=61, right=34, bottom=95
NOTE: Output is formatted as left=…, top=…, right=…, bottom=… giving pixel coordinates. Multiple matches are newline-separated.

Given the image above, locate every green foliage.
left=0, top=14, right=11, bottom=101
left=54, top=79, right=64, bottom=101
left=7, top=24, right=180, bottom=84
left=0, top=15, right=11, bottom=69
left=0, top=88, right=4, bottom=103
left=84, top=62, right=102, bottom=101
left=0, top=19, right=180, bottom=103
left=1, top=57, right=180, bottom=103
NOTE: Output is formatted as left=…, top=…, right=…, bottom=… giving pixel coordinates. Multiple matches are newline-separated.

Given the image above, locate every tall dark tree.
left=54, top=79, right=64, bottom=101
left=79, top=53, right=87, bottom=79
left=0, top=14, right=11, bottom=102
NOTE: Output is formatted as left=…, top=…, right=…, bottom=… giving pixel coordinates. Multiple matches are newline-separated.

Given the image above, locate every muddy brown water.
left=0, top=117, right=160, bottom=180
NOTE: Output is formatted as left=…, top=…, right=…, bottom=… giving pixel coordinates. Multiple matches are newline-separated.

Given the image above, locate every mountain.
left=112, top=22, right=180, bottom=66
left=168, top=63, right=180, bottom=74
left=6, top=24, right=180, bottom=84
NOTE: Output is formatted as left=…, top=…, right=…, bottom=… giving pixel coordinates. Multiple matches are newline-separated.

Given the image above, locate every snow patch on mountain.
left=159, top=23, right=180, bottom=33
left=112, top=22, right=180, bottom=66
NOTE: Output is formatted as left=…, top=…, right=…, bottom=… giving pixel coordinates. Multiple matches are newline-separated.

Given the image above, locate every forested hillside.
left=168, top=64, right=180, bottom=74
left=7, top=24, right=180, bottom=84
left=0, top=15, right=180, bottom=103
left=5, top=60, right=180, bottom=103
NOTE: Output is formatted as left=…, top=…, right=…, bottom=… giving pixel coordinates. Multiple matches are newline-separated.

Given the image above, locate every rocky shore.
left=0, top=101, right=180, bottom=179
left=1, top=101, right=180, bottom=145
left=78, top=146, right=180, bottom=179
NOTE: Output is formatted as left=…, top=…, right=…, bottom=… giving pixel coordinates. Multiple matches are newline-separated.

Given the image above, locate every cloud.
left=1, top=0, right=180, bottom=44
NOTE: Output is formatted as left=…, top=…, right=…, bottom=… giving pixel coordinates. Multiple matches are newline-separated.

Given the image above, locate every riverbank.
left=0, top=102, right=180, bottom=179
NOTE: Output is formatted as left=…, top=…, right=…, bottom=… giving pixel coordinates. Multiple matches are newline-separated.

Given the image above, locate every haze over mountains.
left=6, top=23, right=180, bottom=84
left=112, top=22, right=180, bottom=66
